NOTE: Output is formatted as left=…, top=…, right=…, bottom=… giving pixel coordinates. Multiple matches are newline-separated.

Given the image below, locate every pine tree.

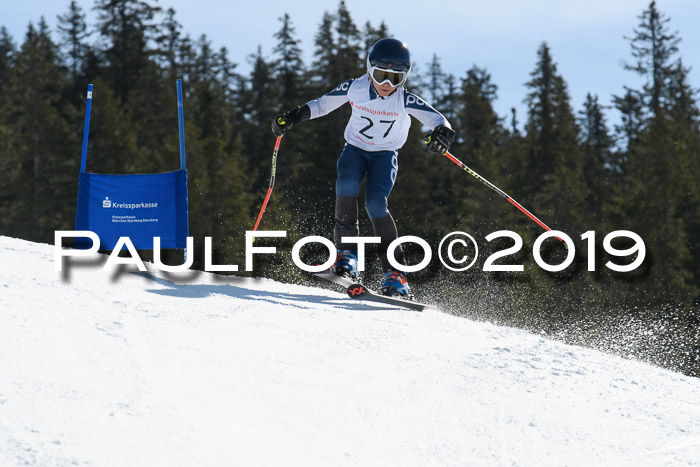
left=242, top=45, right=276, bottom=181
left=0, top=27, right=16, bottom=93
left=272, top=13, right=304, bottom=110
left=0, top=28, right=18, bottom=234
left=84, top=78, right=144, bottom=175
left=334, top=1, right=363, bottom=80
left=57, top=0, right=90, bottom=83
left=611, top=87, right=643, bottom=167
left=667, top=60, right=700, bottom=287
left=215, top=46, right=242, bottom=104
left=624, top=0, right=680, bottom=117
left=311, top=12, right=336, bottom=88
left=181, top=35, right=251, bottom=270
left=500, top=106, right=528, bottom=223
left=0, top=20, right=77, bottom=241
left=524, top=43, right=558, bottom=191
left=578, top=93, right=613, bottom=224
left=521, top=43, right=589, bottom=322
left=452, top=65, right=506, bottom=232
left=269, top=13, right=319, bottom=233
left=618, top=1, right=698, bottom=306
left=94, top=0, right=162, bottom=102
left=523, top=43, right=583, bottom=231
left=425, top=54, right=446, bottom=106
left=155, top=7, right=182, bottom=78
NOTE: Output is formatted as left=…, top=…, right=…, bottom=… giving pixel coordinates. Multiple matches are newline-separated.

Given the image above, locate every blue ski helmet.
left=366, top=38, right=411, bottom=87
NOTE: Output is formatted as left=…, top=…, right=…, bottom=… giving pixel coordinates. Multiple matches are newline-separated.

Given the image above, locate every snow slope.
left=1, top=235, right=699, bottom=466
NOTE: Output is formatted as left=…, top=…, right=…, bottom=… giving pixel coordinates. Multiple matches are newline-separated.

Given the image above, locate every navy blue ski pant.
left=334, top=143, right=405, bottom=271
left=336, top=143, right=398, bottom=219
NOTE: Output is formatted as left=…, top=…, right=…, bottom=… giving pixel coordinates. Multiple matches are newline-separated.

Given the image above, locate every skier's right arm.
left=271, top=79, right=353, bottom=136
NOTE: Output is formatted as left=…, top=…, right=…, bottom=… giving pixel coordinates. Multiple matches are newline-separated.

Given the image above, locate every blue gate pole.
left=80, top=84, right=93, bottom=173
left=177, top=79, right=186, bottom=169
left=176, top=79, right=189, bottom=263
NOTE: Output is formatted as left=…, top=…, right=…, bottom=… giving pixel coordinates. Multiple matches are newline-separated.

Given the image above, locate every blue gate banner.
left=74, top=169, right=189, bottom=250
left=74, top=81, right=189, bottom=251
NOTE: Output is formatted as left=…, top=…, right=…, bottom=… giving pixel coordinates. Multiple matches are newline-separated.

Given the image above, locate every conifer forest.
left=0, top=1, right=698, bottom=375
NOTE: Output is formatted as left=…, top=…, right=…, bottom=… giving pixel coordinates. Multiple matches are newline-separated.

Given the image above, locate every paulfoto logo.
left=54, top=230, right=646, bottom=275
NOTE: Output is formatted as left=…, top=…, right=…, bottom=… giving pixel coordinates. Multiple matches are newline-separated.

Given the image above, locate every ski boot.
left=332, top=249, right=359, bottom=282
left=381, top=270, right=413, bottom=299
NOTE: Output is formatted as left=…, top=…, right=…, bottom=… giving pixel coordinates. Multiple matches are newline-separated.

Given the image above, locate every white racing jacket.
left=304, top=74, right=451, bottom=152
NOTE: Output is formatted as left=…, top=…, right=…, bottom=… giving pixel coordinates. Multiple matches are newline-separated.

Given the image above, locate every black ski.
left=312, top=269, right=356, bottom=288
left=312, top=270, right=431, bottom=312
left=345, top=283, right=431, bottom=311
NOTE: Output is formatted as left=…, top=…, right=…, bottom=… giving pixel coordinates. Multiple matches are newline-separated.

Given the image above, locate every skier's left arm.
left=405, top=92, right=456, bottom=155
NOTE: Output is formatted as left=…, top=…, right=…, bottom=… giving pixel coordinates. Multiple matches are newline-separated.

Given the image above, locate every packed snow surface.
left=0, top=236, right=699, bottom=466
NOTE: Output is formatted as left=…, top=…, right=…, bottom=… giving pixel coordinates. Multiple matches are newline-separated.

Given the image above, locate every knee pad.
left=335, top=196, right=359, bottom=248
left=335, top=196, right=358, bottom=225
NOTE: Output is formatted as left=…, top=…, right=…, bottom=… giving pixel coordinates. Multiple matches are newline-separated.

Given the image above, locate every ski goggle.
left=369, top=66, right=408, bottom=87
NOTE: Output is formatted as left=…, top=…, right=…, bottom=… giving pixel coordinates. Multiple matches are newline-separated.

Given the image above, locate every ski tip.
left=346, top=283, right=370, bottom=298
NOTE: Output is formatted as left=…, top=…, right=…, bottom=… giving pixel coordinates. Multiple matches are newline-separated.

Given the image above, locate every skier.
left=271, top=37, right=455, bottom=298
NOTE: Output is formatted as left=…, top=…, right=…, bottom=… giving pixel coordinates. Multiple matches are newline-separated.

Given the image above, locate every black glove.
left=424, top=125, right=456, bottom=155
left=271, top=105, right=308, bottom=137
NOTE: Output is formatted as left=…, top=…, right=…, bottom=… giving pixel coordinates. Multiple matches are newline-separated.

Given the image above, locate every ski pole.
left=252, top=135, right=283, bottom=237
left=437, top=146, right=564, bottom=243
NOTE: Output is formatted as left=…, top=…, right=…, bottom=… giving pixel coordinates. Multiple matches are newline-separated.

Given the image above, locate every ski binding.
left=312, top=270, right=431, bottom=312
